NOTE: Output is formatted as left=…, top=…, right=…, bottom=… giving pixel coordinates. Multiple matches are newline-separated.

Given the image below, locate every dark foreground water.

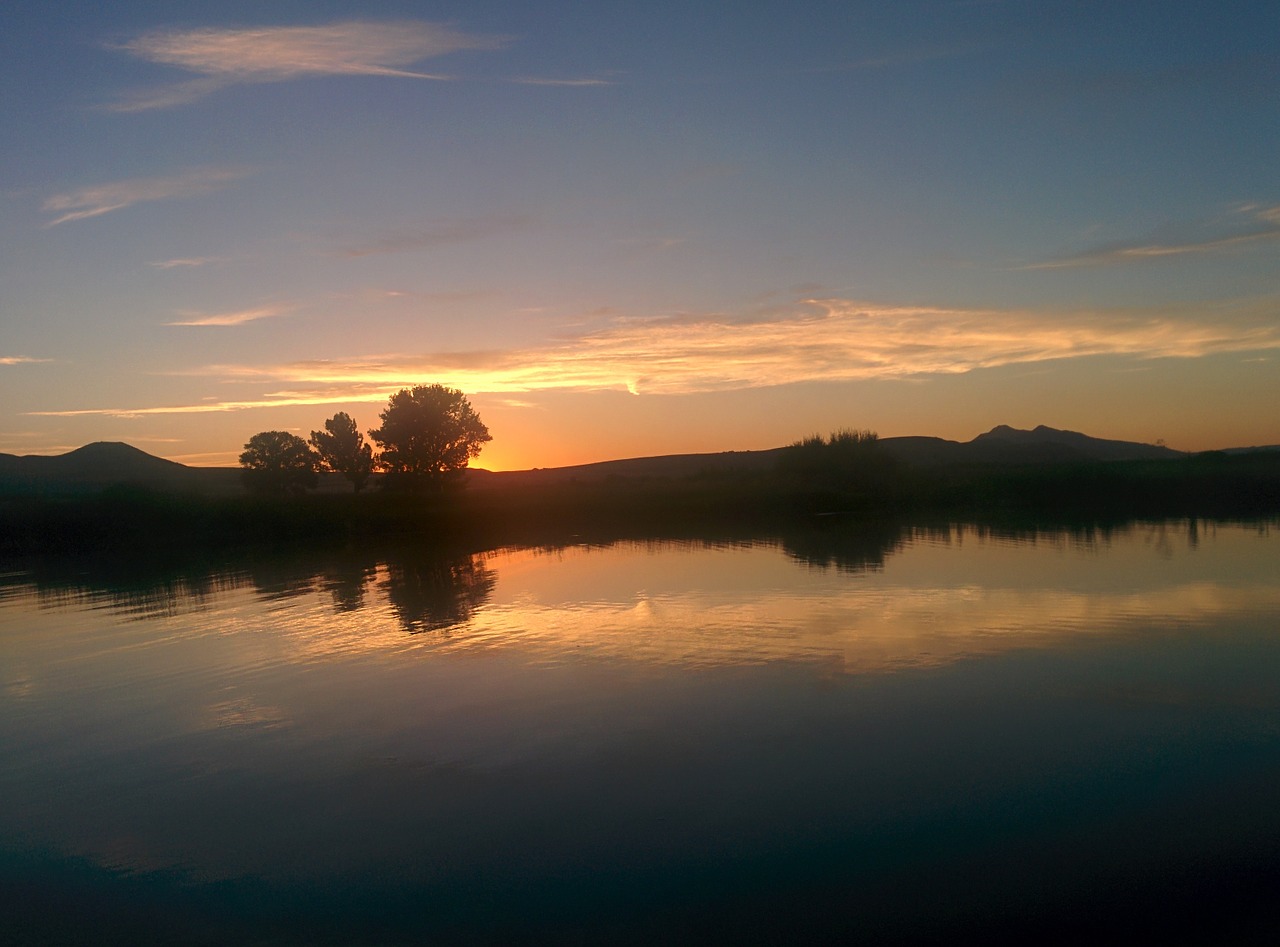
left=2, top=520, right=1279, bottom=944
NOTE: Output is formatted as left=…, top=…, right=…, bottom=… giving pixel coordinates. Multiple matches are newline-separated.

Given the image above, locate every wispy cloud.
left=513, top=77, right=612, bottom=87
left=164, top=304, right=290, bottom=327
left=31, top=297, right=1280, bottom=418
left=337, top=215, right=533, bottom=257
left=29, top=392, right=395, bottom=419
left=1, top=356, right=50, bottom=366
left=148, top=256, right=223, bottom=269
left=43, top=167, right=250, bottom=226
left=107, top=20, right=507, bottom=111
left=1028, top=204, right=1280, bottom=269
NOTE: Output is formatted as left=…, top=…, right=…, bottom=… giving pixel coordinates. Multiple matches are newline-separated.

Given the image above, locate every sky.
left=2, top=0, right=1278, bottom=470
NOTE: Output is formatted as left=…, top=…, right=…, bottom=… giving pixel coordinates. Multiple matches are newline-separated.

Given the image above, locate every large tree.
left=310, top=412, right=375, bottom=492
left=368, top=385, right=492, bottom=490
left=239, top=431, right=320, bottom=495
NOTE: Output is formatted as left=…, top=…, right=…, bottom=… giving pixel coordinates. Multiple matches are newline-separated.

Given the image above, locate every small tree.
left=310, top=412, right=375, bottom=492
left=368, top=385, right=492, bottom=491
left=239, top=431, right=319, bottom=495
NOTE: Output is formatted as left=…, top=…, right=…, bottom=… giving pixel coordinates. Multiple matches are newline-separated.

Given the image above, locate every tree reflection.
left=780, top=519, right=907, bottom=573
left=380, top=550, right=497, bottom=633
left=8, top=544, right=498, bottom=631
left=319, top=558, right=376, bottom=612
left=6, top=518, right=1229, bottom=627
left=247, top=558, right=319, bottom=601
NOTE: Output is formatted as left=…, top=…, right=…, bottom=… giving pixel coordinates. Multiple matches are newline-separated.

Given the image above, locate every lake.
left=2, top=520, right=1279, bottom=944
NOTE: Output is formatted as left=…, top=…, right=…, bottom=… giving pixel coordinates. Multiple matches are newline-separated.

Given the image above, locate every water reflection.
left=2, top=544, right=503, bottom=635
left=246, top=556, right=318, bottom=602
left=320, top=557, right=375, bottom=612
left=2, top=519, right=1274, bottom=652
left=381, top=551, right=497, bottom=633
left=780, top=518, right=906, bottom=572
left=2, top=519, right=1278, bottom=943
left=18, top=569, right=232, bottom=620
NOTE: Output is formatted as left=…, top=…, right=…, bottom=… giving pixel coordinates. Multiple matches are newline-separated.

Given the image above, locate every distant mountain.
left=0, top=442, right=241, bottom=496
left=880, top=424, right=1184, bottom=466
left=473, top=425, right=1184, bottom=487
left=12, top=442, right=186, bottom=479
left=972, top=424, right=1181, bottom=459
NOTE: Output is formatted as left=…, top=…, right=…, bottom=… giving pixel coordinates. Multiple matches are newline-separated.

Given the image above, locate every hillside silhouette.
left=0, top=441, right=185, bottom=480
left=431, top=424, right=1192, bottom=488
left=2, top=424, right=1278, bottom=559
left=0, top=426, right=1262, bottom=496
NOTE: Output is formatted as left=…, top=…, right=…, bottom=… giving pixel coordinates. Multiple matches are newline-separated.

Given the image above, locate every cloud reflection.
left=7, top=524, right=1278, bottom=676
left=451, top=555, right=1280, bottom=673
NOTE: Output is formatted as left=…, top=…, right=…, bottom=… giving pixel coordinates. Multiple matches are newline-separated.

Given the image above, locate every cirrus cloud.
left=164, top=304, right=291, bottom=327
left=107, top=20, right=507, bottom=111
left=513, top=77, right=613, bottom=87
left=1027, top=204, right=1280, bottom=269
left=28, top=296, right=1280, bottom=418
left=42, top=167, right=251, bottom=226
left=148, top=256, right=223, bottom=269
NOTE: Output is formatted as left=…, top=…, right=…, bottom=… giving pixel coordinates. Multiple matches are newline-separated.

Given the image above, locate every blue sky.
left=3, top=1, right=1278, bottom=468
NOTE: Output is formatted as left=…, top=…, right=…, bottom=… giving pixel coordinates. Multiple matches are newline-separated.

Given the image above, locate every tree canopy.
left=368, top=385, right=492, bottom=490
left=310, top=412, right=375, bottom=492
left=239, top=431, right=320, bottom=495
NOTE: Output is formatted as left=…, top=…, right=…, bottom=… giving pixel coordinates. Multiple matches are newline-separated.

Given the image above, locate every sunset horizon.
left=5, top=3, right=1278, bottom=470
left=1, top=415, right=1261, bottom=474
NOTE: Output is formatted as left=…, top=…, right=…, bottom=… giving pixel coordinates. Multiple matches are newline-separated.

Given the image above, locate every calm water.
left=2, top=521, right=1279, bottom=944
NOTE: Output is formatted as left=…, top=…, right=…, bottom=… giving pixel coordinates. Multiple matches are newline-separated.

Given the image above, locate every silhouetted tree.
left=368, top=385, right=492, bottom=491
left=309, top=412, right=375, bottom=492
left=239, top=431, right=319, bottom=495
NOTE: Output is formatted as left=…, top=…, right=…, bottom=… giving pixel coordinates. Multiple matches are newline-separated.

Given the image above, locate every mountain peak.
left=975, top=424, right=1088, bottom=442
left=979, top=424, right=1022, bottom=439
left=964, top=425, right=1178, bottom=462
left=66, top=440, right=166, bottom=457
left=61, top=441, right=186, bottom=469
